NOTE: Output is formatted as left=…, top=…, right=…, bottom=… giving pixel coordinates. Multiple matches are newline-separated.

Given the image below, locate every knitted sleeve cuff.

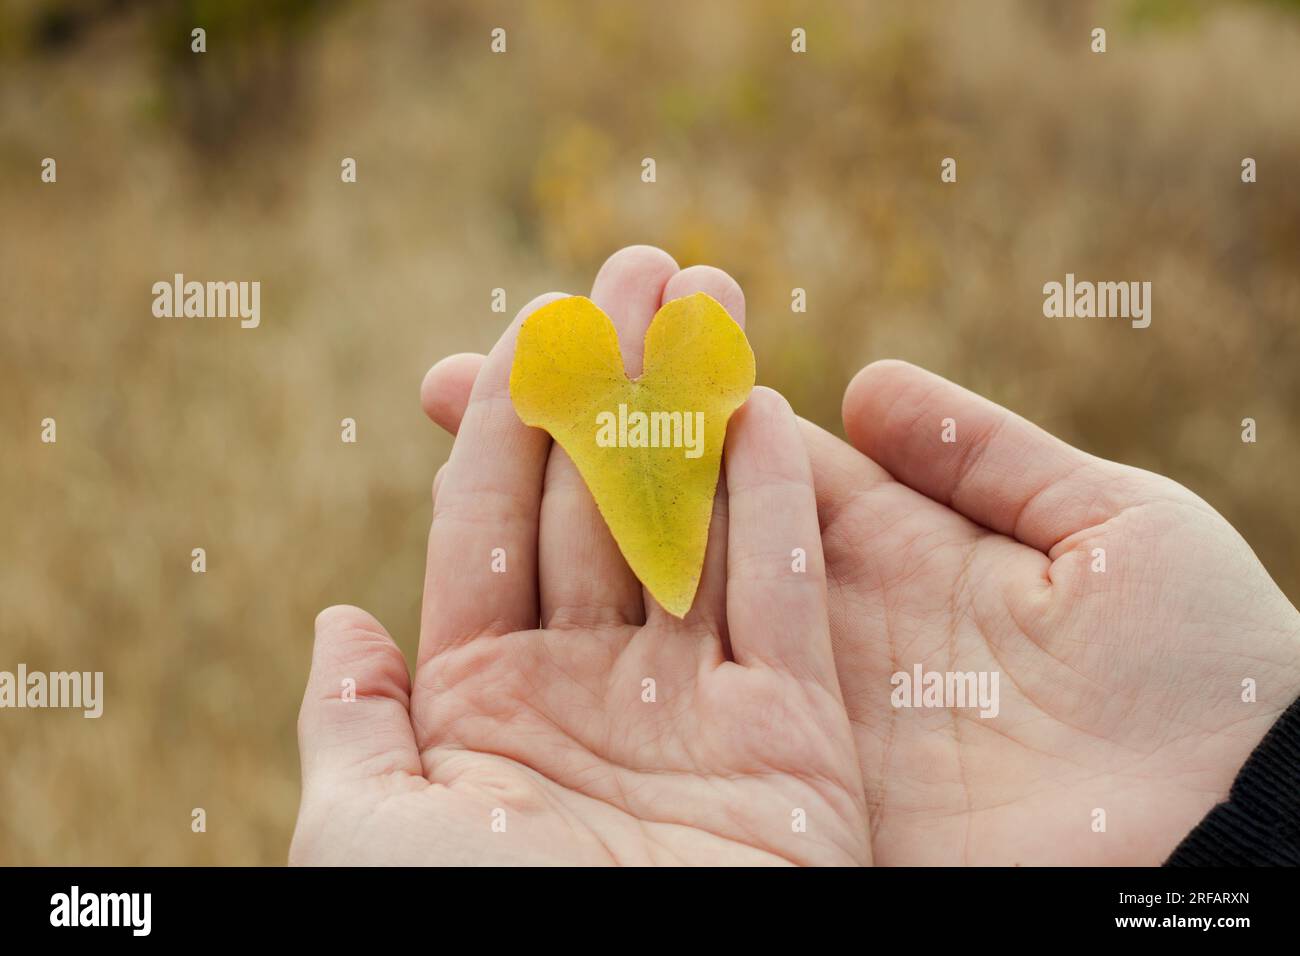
left=1165, top=694, right=1300, bottom=866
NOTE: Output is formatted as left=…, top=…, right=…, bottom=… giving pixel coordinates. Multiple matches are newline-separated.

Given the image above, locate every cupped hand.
left=290, top=247, right=871, bottom=866
left=420, top=245, right=1300, bottom=865
left=823, top=360, right=1300, bottom=864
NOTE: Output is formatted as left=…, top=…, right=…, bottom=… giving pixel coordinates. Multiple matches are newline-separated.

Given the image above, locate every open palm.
left=417, top=246, right=1300, bottom=865
left=810, top=361, right=1300, bottom=864
left=290, top=251, right=870, bottom=866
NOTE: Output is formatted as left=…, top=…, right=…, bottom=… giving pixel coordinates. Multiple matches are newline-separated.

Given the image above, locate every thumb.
left=298, top=605, right=422, bottom=790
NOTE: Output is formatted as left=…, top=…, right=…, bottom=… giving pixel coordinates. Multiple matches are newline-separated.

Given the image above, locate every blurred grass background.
left=1, top=0, right=1298, bottom=864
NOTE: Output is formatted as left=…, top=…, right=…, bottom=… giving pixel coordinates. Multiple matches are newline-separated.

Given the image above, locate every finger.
left=414, top=265, right=745, bottom=437
left=797, top=416, right=894, bottom=520
left=419, top=292, right=566, bottom=662
left=661, top=264, right=746, bottom=329
left=653, top=264, right=747, bottom=634
left=419, top=359, right=875, bottom=521
left=842, top=359, right=1140, bottom=554
left=663, top=479, right=732, bottom=643
left=421, top=362, right=895, bottom=567
left=537, top=447, right=647, bottom=628
left=593, top=244, right=682, bottom=377
left=420, top=353, right=485, bottom=435
left=419, top=361, right=901, bottom=653
left=538, top=247, right=679, bottom=628
left=299, top=605, right=421, bottom=788
left=431, top=462, right=447, bottom=504
left=725, top=387, right=837, bottom=687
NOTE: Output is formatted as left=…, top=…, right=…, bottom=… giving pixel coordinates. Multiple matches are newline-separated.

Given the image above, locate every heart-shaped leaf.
left=509, top=292, right=755, bottom=617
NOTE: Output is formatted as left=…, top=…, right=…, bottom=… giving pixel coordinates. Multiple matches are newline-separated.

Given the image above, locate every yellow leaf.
left=509, top=292, right=755, bottom=617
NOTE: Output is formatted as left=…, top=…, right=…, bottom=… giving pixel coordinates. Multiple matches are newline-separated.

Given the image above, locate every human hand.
left=824, top=360, right=1300, bottom=864
left=290, top=247, right=871, bottom=866
left=421, top=245, right=1300, bottom=865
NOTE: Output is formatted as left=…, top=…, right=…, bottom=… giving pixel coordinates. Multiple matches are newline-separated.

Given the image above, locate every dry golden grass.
left=1, top=0, right=1298, bottom=864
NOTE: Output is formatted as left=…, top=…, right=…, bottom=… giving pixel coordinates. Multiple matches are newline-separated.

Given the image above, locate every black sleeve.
left=1164, top=695, right=1300, bottom=866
